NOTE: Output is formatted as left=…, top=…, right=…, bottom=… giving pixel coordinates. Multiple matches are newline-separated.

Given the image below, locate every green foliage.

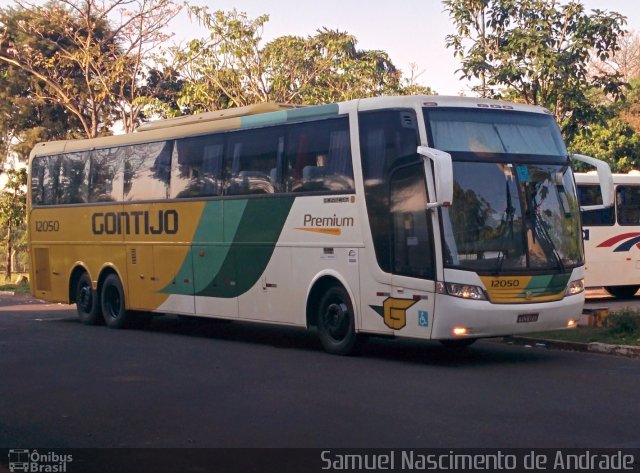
left=156, top=7, right=420, bottom=116
left=0, top=167, right=27, bottom=281
left=607, top=309, right=640, bottom=335
left=443, top=0, right=627, bottom=140
left=0, top=0, right=180, bottom=137
left=0, top=168, right=26, bottom=229
left=570, top=118, right=640, bottom=171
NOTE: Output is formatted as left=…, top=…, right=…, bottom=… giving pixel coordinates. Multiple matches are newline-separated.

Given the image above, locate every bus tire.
left=439, top=338, right=477, bottom=349
left=317, top=284, right=359, bottom=355
left=101, top=274, right=128, bottom=329
left=75, top=272, right=102, bottom=325
left=605, top=285, right=639, bottom=299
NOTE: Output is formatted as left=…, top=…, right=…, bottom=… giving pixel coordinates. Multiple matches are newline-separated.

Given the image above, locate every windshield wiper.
left=493, top=180, right=516, bottom=275
left=526, top=181, right=566, bottom=273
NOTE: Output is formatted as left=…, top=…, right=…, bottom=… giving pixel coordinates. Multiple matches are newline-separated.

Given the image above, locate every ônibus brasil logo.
left=597, top=232, right=640, bottom=252
left=8, top=449, right=73, bottom=472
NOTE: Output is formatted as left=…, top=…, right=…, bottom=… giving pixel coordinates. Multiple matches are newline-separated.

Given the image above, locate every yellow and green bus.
left=27, top=96, right=612, bottom=354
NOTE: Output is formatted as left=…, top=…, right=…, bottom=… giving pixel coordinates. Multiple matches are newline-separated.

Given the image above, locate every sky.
left=169, top=0, right=640, bottom=96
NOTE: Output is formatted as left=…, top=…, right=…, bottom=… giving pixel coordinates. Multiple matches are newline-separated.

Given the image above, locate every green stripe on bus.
left=240, top=104, right=339, bottom=128
left=163, top=197, right=295, bottom=298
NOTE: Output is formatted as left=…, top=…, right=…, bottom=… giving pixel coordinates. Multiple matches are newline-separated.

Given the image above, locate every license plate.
left=517, top=313, right=539, bottom=323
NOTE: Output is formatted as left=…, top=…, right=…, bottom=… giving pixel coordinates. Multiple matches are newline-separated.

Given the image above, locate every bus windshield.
left=424, top=108, right=581, bottom=273
left=425, top=108, right=567, bottom=156
left=440, top=162, right=583, bottom=272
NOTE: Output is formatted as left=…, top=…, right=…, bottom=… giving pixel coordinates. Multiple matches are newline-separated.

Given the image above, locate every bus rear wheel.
left=76, top=272, right=102, bottom=325
left=605, top=285, right=639, bottom=299
left=101, top=274, right=128, bottom=329
left=317, top=285, right=359, bottom=355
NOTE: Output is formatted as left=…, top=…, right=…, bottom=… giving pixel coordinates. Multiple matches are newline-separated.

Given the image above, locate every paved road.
left=1, top=294, right=640, bottom=449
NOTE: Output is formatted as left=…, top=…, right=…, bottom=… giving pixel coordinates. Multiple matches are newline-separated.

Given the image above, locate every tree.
left=0, top=0, right=180, bottom=137
left=1, top=57, right=84, bottom=169
left=0, top=168, right=26, bottom=281
left=443, top=0, right=627, bottom=139
left=571, top=118, right=640, bottom=171
left=590, top=30, right=640, bottom=83
left=162, top=7, right=409, bottom=114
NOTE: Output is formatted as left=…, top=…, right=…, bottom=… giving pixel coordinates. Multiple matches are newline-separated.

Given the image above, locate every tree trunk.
left=5, top=223, right=12, bottom=282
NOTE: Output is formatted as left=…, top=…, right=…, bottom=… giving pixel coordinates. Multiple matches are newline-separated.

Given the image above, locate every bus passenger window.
left=30, top=157, right=47, bottom=206
left=577, top=185, right=614, bottom=226
left=89, top=148, right=122, bottom=202
left=225, top=128, right=282, bottom=195
left=42, top=155, right=63, bottom=205
left=123, top=141, right=173, bottom=201
left=285, top=117, right=354, bottom=193
left=58, top=152, right=89, bottom=204
left=617, top=186, right=640, bottom=225
left=172, top=134, right=224, bottom=198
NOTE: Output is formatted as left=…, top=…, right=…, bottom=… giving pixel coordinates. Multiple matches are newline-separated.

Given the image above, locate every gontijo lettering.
left=92, top=210, right=178, bottom=235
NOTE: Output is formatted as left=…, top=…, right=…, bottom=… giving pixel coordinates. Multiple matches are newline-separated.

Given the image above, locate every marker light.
left=564, top=279, right=585, bottom=297
left=567, top=320, right=577, bottom=329
left=452, top=327, right=470, bottom=336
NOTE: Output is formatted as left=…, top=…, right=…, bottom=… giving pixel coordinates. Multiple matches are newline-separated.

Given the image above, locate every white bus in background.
left=576, top=171, right=640, bottom=299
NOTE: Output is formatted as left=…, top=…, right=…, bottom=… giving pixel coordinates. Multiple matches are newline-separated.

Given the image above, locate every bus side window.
left=89, top=148, right=122, bottom=203
left=389, top=163, right=435, bottom=279
left=123, top=141, right=173, bottom=201
left=225, top=127, right=282, bottom=196
left=30, top=157, right=47, bottom=206
left=285, top=117, right=354, bottom=193
left=43, top=155, right=63, bottom=205
left=577, top=185, right=614, bottom=226
left=58, top=152, right=89, bottom=204
left=617, top=185, right=640, bottom=225
left=172, top=134, right=224, bottom=198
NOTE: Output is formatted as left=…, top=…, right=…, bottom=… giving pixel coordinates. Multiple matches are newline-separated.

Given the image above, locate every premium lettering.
left=303, top=214, right=354, bottom=228
left=92, top=210, right=178, bottom=235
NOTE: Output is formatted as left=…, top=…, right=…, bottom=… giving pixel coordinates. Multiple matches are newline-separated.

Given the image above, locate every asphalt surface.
left=1, top=293, right=640, bottom=450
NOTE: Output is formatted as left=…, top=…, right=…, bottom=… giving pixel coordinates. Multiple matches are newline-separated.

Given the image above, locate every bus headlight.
left=565, top=279, right=585, bottom=296
left=437, top=282, right=487, bottom=300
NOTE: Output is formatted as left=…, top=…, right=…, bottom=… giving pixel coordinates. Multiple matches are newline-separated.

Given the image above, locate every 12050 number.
left=35, top=220, right=60, bottom=232
left=491, top=279, right=520, bottom=288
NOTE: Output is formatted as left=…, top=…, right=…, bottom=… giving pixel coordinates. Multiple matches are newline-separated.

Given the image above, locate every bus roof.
left=135, top=103, right=300, bottom=132
left=29, top=95, right=553, bottom=160
left=575, top=170, right=640, bottom=185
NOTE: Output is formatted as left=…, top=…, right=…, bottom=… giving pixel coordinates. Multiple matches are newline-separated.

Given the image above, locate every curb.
left=0, top=290, right=16, bottom=296
left=507, top=336, right=640, bottom=359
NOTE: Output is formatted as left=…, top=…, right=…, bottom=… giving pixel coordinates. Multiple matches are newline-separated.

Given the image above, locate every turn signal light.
left=452, top=327, right=470, bottom=336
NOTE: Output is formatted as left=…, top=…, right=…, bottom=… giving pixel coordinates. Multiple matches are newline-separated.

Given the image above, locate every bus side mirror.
left=570, top=154, right=614, bottom=211
left=418, top=146, right=453, bottom=209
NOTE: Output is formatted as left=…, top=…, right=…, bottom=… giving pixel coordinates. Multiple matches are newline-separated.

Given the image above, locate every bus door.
left=387, top=162, right=437, bottom=338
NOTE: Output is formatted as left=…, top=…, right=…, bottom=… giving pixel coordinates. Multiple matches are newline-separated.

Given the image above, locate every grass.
left=526, top=308, right=640, bottom=346
left=0, top=282, right=31, bottom=294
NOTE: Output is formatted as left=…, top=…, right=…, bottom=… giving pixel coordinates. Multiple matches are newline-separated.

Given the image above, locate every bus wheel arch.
left=69, top=265, right=103, bottom=325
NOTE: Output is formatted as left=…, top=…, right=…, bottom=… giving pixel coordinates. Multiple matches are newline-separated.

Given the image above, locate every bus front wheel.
left=317, top=285, right=359, bottom=355
left=605, top=285, right=639, bottom=299
left=76, top=272, right=102, bottom=325
left=101, top=274, right=128, bottom=329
